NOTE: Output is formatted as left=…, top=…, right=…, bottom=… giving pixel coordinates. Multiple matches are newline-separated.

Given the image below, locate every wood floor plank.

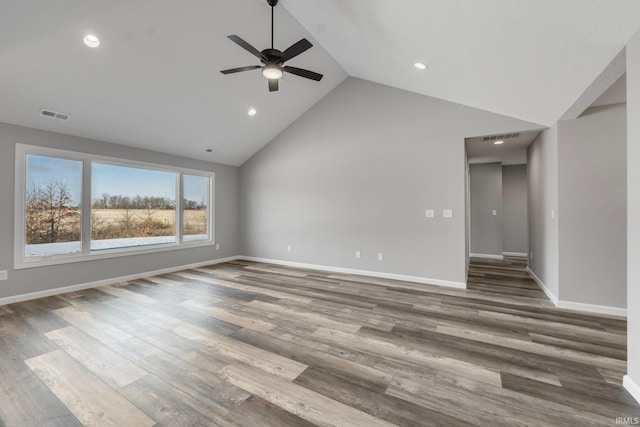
left=25, top=350, right=155, bottom=427
left=313, top=326, right=503, bottom=387
left=45, top=326, right=148, bottom=388
left=219, top=364, right=398, bottom=427
left=435, top=325, right=626, bottom=371
left=119, top=373, right=238, bottom=427
left=179, top=299, right=277, bottom=332
left=224, top=395, right=317, bottom=427
left=293, top=366, right=472, bottom=427
left=105, top=336, right=249, bottom=415
left=52, top=306, right=132, bottom=345
left=0, top=350, right=83, bottom=427
left=247, top=299, right=362, bottom=333
left=172, top=322, right=308, bottom=380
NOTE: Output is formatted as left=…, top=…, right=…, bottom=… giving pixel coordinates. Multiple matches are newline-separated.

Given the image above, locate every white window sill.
left=14, top=239, right=215, bottom=270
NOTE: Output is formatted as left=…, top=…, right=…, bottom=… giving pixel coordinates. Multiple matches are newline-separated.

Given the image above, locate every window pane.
left=25, top=155, right=82, bottom=257
left=183, top=175, right=209, bottom=241
left=91, top=163, right=176, bottom=251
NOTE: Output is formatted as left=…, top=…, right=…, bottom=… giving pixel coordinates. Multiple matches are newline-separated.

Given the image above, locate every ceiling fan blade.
left=227, top=35, right=267, bottom=61
left=268, top=79, right=279, bottom=92
left=220, top=65, right=262, bottom=74
left=282, top=38, right=313, bottom=62
left=284, top=66, right=323, bottom=81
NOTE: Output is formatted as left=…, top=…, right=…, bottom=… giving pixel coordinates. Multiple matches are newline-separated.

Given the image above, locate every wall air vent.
left=39, top=108, right=70, bottom=121
left=482, top=133, right=519, bottom=141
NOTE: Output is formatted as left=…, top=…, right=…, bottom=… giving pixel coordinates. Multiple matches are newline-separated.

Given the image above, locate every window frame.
left=14, top=143, right=215, bottom=270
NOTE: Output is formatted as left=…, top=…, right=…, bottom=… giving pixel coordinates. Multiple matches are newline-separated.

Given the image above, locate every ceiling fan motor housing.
left=262, top=49, right=284, bottom=65
left=267, top=0, right=279, bottom=6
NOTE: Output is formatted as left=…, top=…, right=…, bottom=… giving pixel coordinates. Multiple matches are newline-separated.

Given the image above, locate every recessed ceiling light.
left=83, top=34, right=100, bottom=48
left=414, top=62, right=427, bottom=70
left=494, top=140, right=504, bottom=145
left=248, top=108, right=257, bottom=116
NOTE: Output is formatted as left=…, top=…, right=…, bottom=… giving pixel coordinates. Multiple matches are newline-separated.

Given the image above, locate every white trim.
left=556, top=301, right=626, bottom=317
left=624, top=376, right=640, bottom=404
left=0, top=256, right=240, bottom=306
left=502, top=252, right=528, bottom=257
left=240, top=256, right=466, bottom=289
left=469, top=253, right=504, bottom=260
left=526, top=267, right=627, bottom=317
left=526, top=267, right=559, bottom=305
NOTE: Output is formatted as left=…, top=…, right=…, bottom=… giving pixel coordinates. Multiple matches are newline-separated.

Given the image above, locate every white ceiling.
left=1, top=1, right=639, bottom=166
left=0, top=0, right=347, bottom=166
left=283, top=0, right=640, bottom=127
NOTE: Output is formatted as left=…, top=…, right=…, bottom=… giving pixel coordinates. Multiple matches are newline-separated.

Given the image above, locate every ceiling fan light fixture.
left=494, top=140, right=504, bottom=145
left=262, top=64, right=283, bottom=80
left=83, top=34, right=100, bottom=48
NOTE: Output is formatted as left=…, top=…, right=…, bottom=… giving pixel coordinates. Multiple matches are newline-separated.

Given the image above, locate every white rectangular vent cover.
left=39, top=108, right=70, bottom=121
left=482, top=133, right=519, bottom=141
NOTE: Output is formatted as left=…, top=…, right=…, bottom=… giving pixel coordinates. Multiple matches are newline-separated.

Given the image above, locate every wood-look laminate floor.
left=1, top=257, right=638, bottom=426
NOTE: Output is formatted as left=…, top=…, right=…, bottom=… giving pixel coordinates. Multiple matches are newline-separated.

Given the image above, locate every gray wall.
left=527, top=125, right=559, bottom=299
left=627, top=29, right=640, bottom=394
left=0, top=122, right=240, bottom=299
left=240, top=77, right=541, bottom=284
left=469, top=163, right=503, bottom=256
left=558, top=103, right=627, bottom=308
left=502, top=165, right=528, bottom=254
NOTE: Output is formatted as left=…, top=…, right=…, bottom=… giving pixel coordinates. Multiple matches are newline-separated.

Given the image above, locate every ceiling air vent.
left=39, top=108, right=70, bottom=121
left=482, top=133, right=520, bottom=141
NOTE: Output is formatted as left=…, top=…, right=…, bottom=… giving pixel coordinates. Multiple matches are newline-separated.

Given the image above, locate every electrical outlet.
left=425, top=209, right=434, bottom=218
left=215, top=243, right=220, bottom=250
left=443, top=209, right=453, bottom=218
left=287, top=245, right=292, bottom=252
left=378, top=253, right=384, bottom=261
left=492, top=209, right=497, bottom=216
left=530, top=252, right=534, bottom=260
left=355, top=250, right=361, bottom=259
left=0, top=270, right=7, bottom=281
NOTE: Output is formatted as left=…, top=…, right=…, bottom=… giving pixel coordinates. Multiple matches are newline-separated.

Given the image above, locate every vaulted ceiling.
left=1, top=1, right=639, bottom=166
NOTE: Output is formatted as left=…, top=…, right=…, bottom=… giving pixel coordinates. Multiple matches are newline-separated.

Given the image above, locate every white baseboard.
left=240, top=256, right=467, bottom=289
left=526, top=267, right=559, bottom=305
left=624, top=375, right=640, bottom=404
left=525, top=267, right=626, bottom=317
left=502, top=252, right=528, bottom=257
left=0, top=256, right=241, bottom=306
left=469, top=253, right=504, bottom=260
left=556, top=301, right=627, bottom=317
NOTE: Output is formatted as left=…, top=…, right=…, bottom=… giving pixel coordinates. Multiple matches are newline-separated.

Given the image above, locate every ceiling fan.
left=220, top=0, right=323, bottom=92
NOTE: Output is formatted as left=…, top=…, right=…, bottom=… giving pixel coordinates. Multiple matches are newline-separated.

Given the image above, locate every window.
left=183, top=174, right=210, bottom=242
left=15, top=144, right=214, bottom=269
left=91, top=163, right=177, bottom=251
left=25, top=155, right=83, bottom=257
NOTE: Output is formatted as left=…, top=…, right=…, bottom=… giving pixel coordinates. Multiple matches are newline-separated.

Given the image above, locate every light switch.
left=355, top=250, right=361, bottom=259
left=443, top=209, right=453, bottom=218
left=492, top=210, right=497, bottom=216
left=425, top=209, right=434, bottom=218
left=551, top=209, right=555, bottom=219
